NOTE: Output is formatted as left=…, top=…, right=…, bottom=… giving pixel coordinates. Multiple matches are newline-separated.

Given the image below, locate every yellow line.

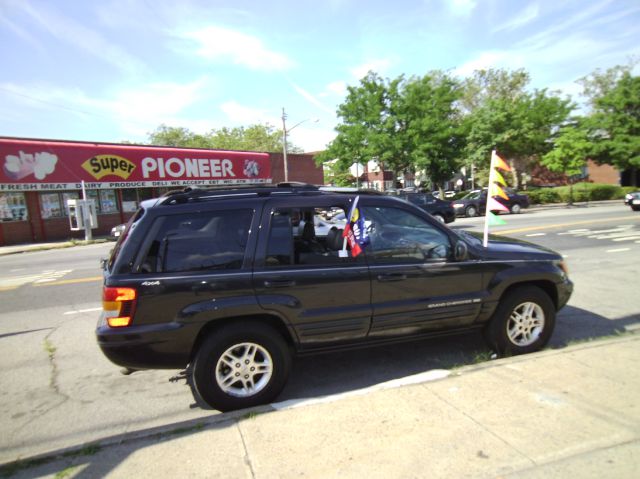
left=496, top=215, right=639, bottom=235
left=33, top=276, right=103, bottom=287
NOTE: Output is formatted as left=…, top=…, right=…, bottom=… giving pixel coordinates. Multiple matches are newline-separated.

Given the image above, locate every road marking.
left=606, top=248, right=631, bottom=253
left=612, top=236, right=640, bottom=242
left=64, top=307, right=102, bottom=315
left=496, top=216, right=638, bottom=235
left=525, top=233, right=546, bottom=237
left=33, top=276, right=103, bottom=287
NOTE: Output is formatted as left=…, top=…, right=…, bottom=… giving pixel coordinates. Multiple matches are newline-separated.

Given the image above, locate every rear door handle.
left=377, top=273, right=407, bottom=282
left=264, top=280, right=296, bottom=288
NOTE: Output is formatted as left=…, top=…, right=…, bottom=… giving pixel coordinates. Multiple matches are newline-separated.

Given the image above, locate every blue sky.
left=1, top=0, right=638, bottom=152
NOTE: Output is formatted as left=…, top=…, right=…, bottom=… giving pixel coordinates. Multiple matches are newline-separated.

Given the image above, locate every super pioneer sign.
left=0, top=137, right=272, bottom=191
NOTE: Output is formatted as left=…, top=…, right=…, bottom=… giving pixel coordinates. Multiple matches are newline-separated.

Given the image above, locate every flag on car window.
left=342, top=195, right=369, bottom=257
left=483, top=150, right=512, bottom=247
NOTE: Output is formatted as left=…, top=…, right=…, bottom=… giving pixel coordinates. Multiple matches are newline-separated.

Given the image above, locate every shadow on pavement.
left=2, top=307, right=638, bottom=478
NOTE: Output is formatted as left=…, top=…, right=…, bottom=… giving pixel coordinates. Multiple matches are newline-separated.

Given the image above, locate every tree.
left=317, top=72, right=408, bottom=187
left=399, top=73, right=465, bottom=192
left=318, top=71, right=463, bottom=192
left=541, top=121, right=591, bottom=203
left=147, top=123, right=299, bottom=153
left=462, top=69, right=573, bottom=188
left=586, top=72, right=640, bottom=186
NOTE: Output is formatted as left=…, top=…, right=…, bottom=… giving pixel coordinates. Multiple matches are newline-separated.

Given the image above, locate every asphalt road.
left=0, top=202, right=638, bottom=463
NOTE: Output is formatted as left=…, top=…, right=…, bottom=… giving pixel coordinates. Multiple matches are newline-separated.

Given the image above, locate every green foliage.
left=147, top=123, right=298, bottom=153
left=541, top=121, right=591, bottom=176
left=586, top=72, right=640, bottom=177
left=528, top=183, right=626, bottom=204
left=462, top=69, right=573, bottom=187
left=322, top=71, right=463, bottom=190
left=527, top=188, right=561, bottom=204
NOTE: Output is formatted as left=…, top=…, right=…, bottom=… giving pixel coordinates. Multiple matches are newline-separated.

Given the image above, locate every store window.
left=0, top=192, right=28, bottom=222
left=40, top=192, right=79, bottom=219
left=122, top=188, right=153, bottom=213
left=86, top=190, right=119, bottom=214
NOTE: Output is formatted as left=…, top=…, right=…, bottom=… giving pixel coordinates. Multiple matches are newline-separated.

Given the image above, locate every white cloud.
left=492, top=3, right=540, bottom=33
left=290, top=82, right=334, bottom=114
left=324, top=81, right=348, bottom=96
left=0, top=78, right=215, bottom=140
left=6, top=1, right=145, bottom=76
left=219, top=101, right=276, bottom=125
left=445, top=0, right=477, bottom=17
left=183, top=26, right=293, bottom=71
left=350, top=59, right=392, bottom=79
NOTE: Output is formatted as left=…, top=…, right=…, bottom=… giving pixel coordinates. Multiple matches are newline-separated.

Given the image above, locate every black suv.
left=97, top=184, right=572, bottom=411
left=452, top=188, right=530, bottom=217
left=396, top=192, right=456, bottom=224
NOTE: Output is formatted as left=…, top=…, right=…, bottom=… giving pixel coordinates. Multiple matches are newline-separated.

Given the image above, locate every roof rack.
left=159, top=182, right=321, bottom=204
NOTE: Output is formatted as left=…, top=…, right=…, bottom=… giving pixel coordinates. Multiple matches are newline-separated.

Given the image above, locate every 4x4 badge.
left=141, top=281, right=160, bottom=286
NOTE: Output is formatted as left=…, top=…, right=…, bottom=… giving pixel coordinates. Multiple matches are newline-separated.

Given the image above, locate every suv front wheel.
left=191, top=322, right=291, bottom=411
left=485, top=286, right=555, bottom=355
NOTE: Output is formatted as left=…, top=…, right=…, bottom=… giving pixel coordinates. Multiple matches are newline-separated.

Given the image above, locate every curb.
left=2, top=333, right=636, bottom=474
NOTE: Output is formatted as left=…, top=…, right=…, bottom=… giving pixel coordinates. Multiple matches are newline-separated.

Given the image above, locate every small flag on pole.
left=342, top=196, right=369, bottom=257
left=483, top=151, right=511, bottom=247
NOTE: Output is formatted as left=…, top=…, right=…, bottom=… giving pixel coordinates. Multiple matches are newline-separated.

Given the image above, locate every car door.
left=360, top=198, right=485, bottom=338
left=253, top=196, right=372, bottom=349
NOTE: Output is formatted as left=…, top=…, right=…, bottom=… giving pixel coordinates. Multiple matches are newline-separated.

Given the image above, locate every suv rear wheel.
left=485, top=286, right=555, bottom=355
left=191, top=322, right=291, bottom=411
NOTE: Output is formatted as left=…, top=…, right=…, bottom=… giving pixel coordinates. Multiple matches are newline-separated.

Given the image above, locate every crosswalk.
left=557, top=224, right=640, bottom=244
left=0, top=269, right=73, bottom=291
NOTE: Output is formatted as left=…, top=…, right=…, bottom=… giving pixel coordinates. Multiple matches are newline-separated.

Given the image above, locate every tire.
left=191, top=322, right=291, bottom=412
left=510, top=203, right=522, bottom=214
left=465, top=205, right=478, bottom=217
left=484, top=286, right=555, bottom=356
left=632, top=205, right=640, bottom=212
left=433, top=213, right=445, bottom=223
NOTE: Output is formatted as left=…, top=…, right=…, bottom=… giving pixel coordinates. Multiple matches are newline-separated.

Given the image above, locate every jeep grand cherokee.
left=97, top=184, right=572, bottom=411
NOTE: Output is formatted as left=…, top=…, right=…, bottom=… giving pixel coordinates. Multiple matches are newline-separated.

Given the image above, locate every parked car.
left=397, top=192, right=456, bottom=223
left=624, top=191, right=640, bottom=211
left=452, top=188, right=530, bottom=217
left=97, top=183, right=572, bottom=411
left=109, top=223, right=126, bottom=241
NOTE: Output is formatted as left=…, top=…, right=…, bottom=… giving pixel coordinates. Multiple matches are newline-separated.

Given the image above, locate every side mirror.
left=100, top=258, right=108, bottom=270
left=454, top=241, right=468, bottom=261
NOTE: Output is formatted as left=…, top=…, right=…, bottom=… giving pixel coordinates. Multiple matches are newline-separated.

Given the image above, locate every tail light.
left=102, top=287, right=137, bottom=328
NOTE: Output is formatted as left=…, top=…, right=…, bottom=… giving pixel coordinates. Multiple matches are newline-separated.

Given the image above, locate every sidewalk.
left=3, top=334, right=638, bottom=478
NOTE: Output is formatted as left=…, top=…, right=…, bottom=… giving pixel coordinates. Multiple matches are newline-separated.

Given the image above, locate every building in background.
left=0, top=137, right=322, bottom=246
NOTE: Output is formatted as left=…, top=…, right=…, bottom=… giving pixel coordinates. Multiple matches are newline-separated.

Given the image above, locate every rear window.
left=136, top=209, right=253, bottom=273
left=107, top=207, right=145, bottom=271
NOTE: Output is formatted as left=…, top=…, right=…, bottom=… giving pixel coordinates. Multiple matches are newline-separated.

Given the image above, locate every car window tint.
left=139, top=209, right=252, bottom=273
left=265, top=206, right=362, bottom=267
left=362, top=206, right=451, bottom=263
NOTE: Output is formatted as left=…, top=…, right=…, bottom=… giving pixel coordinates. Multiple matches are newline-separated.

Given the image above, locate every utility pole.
left=281, top=107, right=289, bottom=183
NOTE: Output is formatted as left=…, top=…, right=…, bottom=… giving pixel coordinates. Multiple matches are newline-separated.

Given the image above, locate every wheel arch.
left=499, top=280, right=559, bottom=310
left=189, top=314, right=297, bottom=363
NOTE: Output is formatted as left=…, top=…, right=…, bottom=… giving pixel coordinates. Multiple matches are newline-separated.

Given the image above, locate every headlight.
left=453, top=203, right=463, bottom=208
left=557, top=260, right=569, bottom=277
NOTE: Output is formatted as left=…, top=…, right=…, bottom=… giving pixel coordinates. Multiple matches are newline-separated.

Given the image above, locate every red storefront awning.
left=0, top=137, right=272, bottom=191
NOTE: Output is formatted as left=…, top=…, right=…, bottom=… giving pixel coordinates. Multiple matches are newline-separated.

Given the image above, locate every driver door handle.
left=264, top=280, right=296, bottom=288
left=377, top=273, right=407, bottom=282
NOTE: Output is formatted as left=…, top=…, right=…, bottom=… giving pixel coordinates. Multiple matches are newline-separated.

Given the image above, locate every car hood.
left=458, top=230, right=561, bottom=261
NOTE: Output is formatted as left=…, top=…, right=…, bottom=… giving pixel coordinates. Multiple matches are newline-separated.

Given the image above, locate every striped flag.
left=483, top=150, right=511, bottom=247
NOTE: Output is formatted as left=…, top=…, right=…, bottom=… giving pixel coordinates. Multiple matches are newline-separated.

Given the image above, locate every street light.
left=281, top=107, right=318, bottom=183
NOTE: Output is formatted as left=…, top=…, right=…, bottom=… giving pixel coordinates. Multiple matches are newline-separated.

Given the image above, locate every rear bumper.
left=96, top=320, right=199, bottom=369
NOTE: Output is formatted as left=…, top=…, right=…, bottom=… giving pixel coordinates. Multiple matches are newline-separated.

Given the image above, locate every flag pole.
left=483, top=150, right=497, bottom=247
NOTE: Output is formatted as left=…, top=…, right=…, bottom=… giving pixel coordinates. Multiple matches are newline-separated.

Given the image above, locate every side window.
left=138, top=209, right=252, bottom=273
left=362, top=206, right=451, bottom=263
left=265, top=205, right=361, bottom=267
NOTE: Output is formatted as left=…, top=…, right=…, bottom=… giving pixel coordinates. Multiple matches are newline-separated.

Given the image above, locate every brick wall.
left=269, top=152, right=324, bottom=184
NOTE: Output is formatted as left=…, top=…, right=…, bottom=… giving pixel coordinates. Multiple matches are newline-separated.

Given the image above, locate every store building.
left=0, top=137, right=323, bottom=246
